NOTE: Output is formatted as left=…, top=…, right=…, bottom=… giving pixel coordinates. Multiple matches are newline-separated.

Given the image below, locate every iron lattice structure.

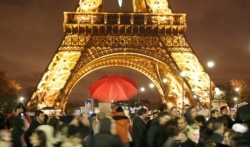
left=27, top=0, right=214, bottom=111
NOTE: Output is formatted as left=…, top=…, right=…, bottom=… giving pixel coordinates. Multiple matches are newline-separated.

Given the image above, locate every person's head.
left=186, top=124, right=200, bottom=143
left=159, top=103, right=168, bottom=112
left=116, top=105, right=124, bottom=112
left=231, top=135, right=250, bottom=147
left=152, top=110, right=159, bottom=118
left=158, top=112, right=171, bottom=125
left=223, top=129, right=235, bottom=146
left=170, top=106, right=179, bottom=119
left=184, top=106, right=197, bottom=124
left=195, top=115, right=206, bottom=127
left=177, top=116, right=188, bottom=131
left=15, top=103, right=25, bottom=114
left=211, top=110, right=220, bottom=118
left=220, top=106, right=229, bottom=115
left=213, top=119, right=225, bottom=134
left=99, top=117, right=116, bottom=135
left=35, top=110, right=45, bottom=124
left=29, top=130, right=47, bottom=147
left=0, top=129, right=12, bottom=142
left=166, top=125, right=181, bottom=140
left=184, top=104, right=190, bottom=113
left=138, top=107, right=148, bottom=119
left=47, top=116, right=59, bottom=130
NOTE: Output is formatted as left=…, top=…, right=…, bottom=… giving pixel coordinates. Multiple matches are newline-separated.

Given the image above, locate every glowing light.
left=163, top=78, right=168, bottom=83
left=118, top=0, right=123, bottom=7
left=149, top=83, right=155, bottom=88
left=207, top=61, right=214, bottom=68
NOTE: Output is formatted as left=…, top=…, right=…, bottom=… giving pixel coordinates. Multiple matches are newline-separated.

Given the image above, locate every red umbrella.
left=88, top=75, right=138, bottom=102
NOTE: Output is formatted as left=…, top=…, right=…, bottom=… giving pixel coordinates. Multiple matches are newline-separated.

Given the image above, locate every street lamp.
left=180, top=71, right=186, bottom=113
left=19, top=96, right=24, bottom=102
left=234, top=97, right=238, bottom=110
left=235, top=87, right=241, bottom=103
left=207, top=61, right=214, bottom=111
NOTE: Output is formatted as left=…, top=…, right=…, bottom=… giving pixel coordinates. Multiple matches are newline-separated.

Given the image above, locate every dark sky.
left=1, top=0, right=250, bottom=103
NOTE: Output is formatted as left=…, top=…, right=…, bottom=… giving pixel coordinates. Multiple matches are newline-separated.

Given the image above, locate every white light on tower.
left=118, top=0, right=123, bottom=7
left=163, top=78, right=168, bottom=83
left=140, top=87, right=145, bottom=92
left=149, top=83, right=154, bottom=88
left=180, top=71, right=186, bottom=77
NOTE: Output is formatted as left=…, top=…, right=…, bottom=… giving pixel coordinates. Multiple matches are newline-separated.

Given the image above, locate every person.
left=181, top=124, right=203, bottom=147
left=184, top=106, right=197, bottom=125
left=176, top=116, right=188, bottom=142
left=194, top=115, right=207, bottom=133
left=147, top=111, right=171, bottom=147
left=0, top=129, right=12, bottom=147
left=146, top=109, right=159, bottom=129
left=24, top=110, right=45, bottom=147
left=79, top=110, right=94, bottom=147
left=29, top=130, right=47, bottom=147
left=223, top=129, right=235, bottom=146
left=168, top=106, right=180, bottom=126
left=112, top=105, right=131, bottom=147
left=209, top=119, right=225, bottom=144
left=4, top=103, right=32, bottom=130
left=207, top=110, right=220, bottom=128
left=36, top=116, right=60, bottom=147
left=132, top=107, right=148, bottom=147
left=60, top=124, right=83, bottom=147
left=220, top=106, right=234, bottom=128
left=11, top=115, right=26, bottom=147
left=91, top=117, right=123, bottom=147
left=163, top=125, right=182, bottom=147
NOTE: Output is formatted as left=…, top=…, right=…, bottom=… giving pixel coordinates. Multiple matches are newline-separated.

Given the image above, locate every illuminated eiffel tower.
left=27, top=0, right=214, bottom=111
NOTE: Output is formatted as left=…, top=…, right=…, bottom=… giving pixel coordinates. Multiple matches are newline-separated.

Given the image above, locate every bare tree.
left=0, top=71, right=22, bottom=113
left=230, top=79, right=248, bottom=103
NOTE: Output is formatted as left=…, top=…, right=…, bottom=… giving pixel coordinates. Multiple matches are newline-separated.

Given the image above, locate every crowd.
left=0, top=102, right=250, bottom=147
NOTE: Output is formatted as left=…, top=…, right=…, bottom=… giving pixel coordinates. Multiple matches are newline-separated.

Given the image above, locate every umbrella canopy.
left=88, top=75, right=138, bottom=102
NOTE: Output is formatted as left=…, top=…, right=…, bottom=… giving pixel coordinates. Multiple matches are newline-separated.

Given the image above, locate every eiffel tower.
left=27, top=0, right=214, bottom=111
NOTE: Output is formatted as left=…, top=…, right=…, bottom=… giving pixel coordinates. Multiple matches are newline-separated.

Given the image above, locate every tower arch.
left=27, top=0, right=214, bottom=111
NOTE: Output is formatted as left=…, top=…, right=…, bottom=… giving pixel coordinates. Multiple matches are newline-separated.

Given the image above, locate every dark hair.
left=220, top=106, right=228, bottom=113
left=15, top=103, right=26, bottom=112
left=35, top=110, right=44, bottom=117
left=210, top=110, right=219, bottom=117
left=170, top=106, right=177, bottom=112
left=195, top=115, right=206, bottom=126
left=116, top=106, right=123, bottom=112
left=232, top=135, right=250, bottom=146
left=212, top=119, right=224, bottom=130
left=67, top=124, right=80, bottom=137
left=159, top=104, right=167, bottom=112
left=158, top=111, right=170, bottom=118
left=48, top=116, right=59, bottom=136
left=138, top=107, right=147, bottom=116
left=166, top=125, right=180, bottom=137
left=34, top=130, right=47, bottom=147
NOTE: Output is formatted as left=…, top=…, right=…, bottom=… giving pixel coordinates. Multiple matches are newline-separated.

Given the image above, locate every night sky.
left=1, top=0, right=250, bottom=103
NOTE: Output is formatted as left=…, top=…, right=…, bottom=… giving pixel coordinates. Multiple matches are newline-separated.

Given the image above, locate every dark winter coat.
left=91, top=117, right=123, bottom=147
left=132, top=116, right=147, bottom=147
